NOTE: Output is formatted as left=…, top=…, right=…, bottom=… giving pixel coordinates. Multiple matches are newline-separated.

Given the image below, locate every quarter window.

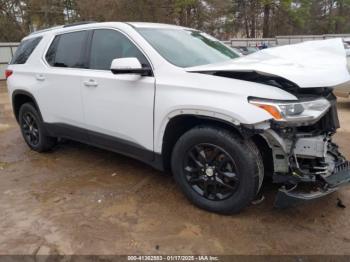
left=11, top=37, right=42, bottom=64
left=46, top=31, right=87, bottom=68
left=89, top=29, right=150, bottom=70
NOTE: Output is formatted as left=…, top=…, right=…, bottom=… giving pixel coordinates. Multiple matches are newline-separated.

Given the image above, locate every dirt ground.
left=1, top=81, right=350, bottom=256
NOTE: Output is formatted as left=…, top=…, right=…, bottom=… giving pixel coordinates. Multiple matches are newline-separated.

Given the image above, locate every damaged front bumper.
left=252, top=93, right=350, bottom=208
left=275, top=160, right=350, bottom=208
left=263, top=129, right=350, bottom=208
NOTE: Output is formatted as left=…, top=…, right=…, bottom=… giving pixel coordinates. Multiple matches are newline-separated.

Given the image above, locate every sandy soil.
left=1, top=81, right=350, bottom=255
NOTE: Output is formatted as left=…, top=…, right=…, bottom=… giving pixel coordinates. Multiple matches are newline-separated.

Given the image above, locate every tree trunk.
left=263, top=3, right=270, bottom=37
left=249, top=0, right=257, bottom=38
left=335, top=0, right=344, bottom=33
left=241, top=1, right=250, bottom=37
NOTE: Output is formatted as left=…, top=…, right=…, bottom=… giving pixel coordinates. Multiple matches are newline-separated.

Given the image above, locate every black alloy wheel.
left=171, top=126, right=263, bottom=214
left=184, top=143, right=240, bottom=201
left=21, top=111, right=40, bottom=146
left=19, top=103, right=57, bottom=152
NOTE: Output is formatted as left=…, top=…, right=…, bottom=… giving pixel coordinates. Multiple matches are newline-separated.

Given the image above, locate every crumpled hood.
left=187, top=38, right=350, bottom=88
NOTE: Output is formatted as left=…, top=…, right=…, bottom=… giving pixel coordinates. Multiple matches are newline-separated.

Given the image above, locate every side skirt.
left=43, top=123, right=164, bottom=171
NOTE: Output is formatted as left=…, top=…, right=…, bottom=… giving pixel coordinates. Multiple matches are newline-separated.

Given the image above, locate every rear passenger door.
left=81, top=29, right=155, bottom=157
left=38, top=30, right=89, bottom=136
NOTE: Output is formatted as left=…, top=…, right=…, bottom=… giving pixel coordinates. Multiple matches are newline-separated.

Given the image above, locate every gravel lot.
left=1, top=81, right=350, bottom=255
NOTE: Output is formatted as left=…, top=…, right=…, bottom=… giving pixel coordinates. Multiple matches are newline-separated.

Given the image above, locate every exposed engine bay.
left=257, top=84, right=350, bottom=207
left=203, top=70, right=350, bottom=207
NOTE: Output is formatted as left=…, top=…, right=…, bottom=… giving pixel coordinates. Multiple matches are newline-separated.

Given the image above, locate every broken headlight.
left=249, top=98, right=331, bottom=123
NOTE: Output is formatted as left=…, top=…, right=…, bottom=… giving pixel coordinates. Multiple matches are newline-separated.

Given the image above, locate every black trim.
left=125, top=22, right=136, bottom=29
left=43, top=123, right=164, bottom=171
left=81, top=31, right=91, bottom=69
left=84, top=30, right=94, bottom=69
left=111, top=67, right=153, bottom=77
left=44, top=123, right=89, bottom=143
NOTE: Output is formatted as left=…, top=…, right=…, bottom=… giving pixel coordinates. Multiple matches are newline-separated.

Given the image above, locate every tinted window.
left=89, top=29, right=150, bottom=70
left=46, top=31, right=87, bottom=68
left=11, top=37, right=42, bottom=64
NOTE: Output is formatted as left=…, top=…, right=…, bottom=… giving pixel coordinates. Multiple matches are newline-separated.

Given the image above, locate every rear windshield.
left=10, top=37, right=42, bottom=64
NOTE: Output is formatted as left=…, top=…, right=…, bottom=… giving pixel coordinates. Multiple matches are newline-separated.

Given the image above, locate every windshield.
left=137, top=28, right=239, bottom=68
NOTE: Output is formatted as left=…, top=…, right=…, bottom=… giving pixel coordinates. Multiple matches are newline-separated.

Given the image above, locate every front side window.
left=11, top=36, right=42, bottom=64
left=46, top=31, right=87, bottom=68
left=89, top=29, right=150, bottom=70
left=137, top=28, right=239, bottom=68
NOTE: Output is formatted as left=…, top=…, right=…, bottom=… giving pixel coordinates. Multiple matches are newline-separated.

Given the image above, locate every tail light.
left=5, top=69, right=13, bottom=79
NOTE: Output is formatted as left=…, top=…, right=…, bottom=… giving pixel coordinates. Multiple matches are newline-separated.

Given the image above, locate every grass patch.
left=0, top=161, right=9, bottom=170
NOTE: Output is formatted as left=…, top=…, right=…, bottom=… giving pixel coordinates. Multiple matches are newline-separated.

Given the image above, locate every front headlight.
left=249, top=98, right=331, bottom=123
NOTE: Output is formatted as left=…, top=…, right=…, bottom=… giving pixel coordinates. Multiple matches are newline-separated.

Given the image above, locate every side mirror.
left=110, top=57, right=152, bottom=76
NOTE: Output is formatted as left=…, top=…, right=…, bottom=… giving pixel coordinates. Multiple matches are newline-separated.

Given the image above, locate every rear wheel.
left=19, top=103, right=56, bottom=152
left=171, top=126, right=263, bottom=214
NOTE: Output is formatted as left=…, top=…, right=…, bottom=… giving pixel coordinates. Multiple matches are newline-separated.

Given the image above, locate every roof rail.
left=63, top=21, right=96, bottom=28
left=30, top=25, right=63, bottom=36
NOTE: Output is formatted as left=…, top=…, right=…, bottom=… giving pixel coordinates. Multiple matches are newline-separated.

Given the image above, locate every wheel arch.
left=12, top=90, right=42, bottom=122
left=159, top=112, right=244, bottom=171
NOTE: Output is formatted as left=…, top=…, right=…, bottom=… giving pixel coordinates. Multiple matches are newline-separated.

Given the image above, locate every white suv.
left=6, top=22, right=350, bottom=214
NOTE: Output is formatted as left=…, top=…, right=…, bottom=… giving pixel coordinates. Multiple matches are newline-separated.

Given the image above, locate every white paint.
left=187, top=38, right=350, bottom=88
left=6, top=22, right=347, bottom=155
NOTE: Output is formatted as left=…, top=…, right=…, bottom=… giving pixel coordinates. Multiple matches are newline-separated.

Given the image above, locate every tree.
left=1, top=0, right=350, bottom=42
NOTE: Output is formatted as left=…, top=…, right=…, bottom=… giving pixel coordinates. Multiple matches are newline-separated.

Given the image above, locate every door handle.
left=36, top=74, right=45, bottom=81
left=83, top=79, right=98, bottom=87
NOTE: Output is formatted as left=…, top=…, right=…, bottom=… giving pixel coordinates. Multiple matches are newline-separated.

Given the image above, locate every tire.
left=171, top=126, right=263, bottom=214
left=19, top=103, right=57, bottom=152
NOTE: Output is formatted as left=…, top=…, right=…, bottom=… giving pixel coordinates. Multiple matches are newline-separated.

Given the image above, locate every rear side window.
left=45, top=31, right=87, bottom=68
left=10, top=37, right=42, bottom=64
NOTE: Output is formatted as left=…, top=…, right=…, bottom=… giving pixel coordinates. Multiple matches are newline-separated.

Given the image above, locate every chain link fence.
left=226, top=34, right=350, bottom=47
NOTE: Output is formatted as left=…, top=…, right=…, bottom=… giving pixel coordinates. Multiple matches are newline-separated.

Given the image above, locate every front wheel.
left=171, top=126, right=263, bottom=214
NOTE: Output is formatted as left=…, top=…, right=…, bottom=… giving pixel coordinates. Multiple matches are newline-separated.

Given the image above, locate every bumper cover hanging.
left=275, top=161, right=350, bottom=208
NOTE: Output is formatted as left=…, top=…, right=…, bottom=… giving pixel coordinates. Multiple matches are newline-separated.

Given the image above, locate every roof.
left=25, top=22, right=190, bottom=40
left=29, top=25, right=64, bottom=36
left=127, top=22, right=189, bottom=30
